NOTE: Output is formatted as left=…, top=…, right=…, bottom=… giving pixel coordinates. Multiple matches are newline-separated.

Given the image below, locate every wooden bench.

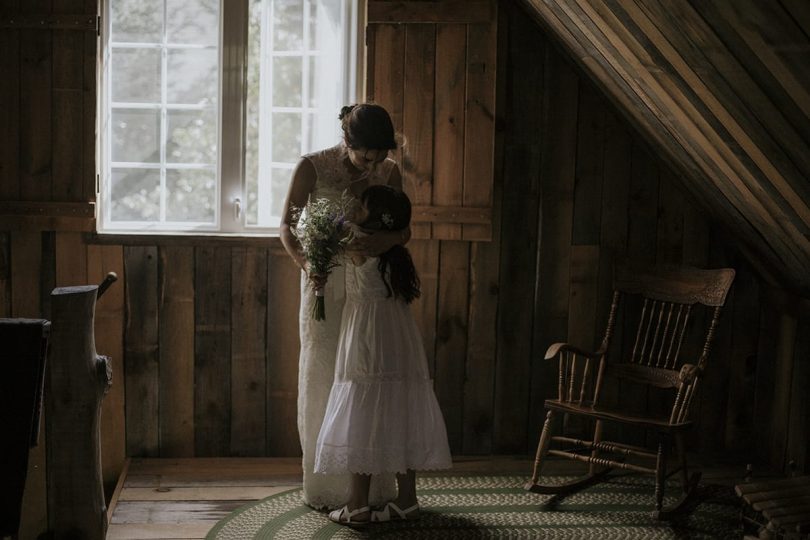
left=735, top=476, right=810, bottom=539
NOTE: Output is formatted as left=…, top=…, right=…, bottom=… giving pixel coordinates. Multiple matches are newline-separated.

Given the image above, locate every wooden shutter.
left=0, top=5, right=98, bottom=231
left=366, top=0, right=497, bottom=241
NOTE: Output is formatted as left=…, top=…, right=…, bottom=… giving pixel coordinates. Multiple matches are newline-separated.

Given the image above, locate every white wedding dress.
left=297, top=143, right=398, bottom=509
left=314, top=257, right=453, bottom=475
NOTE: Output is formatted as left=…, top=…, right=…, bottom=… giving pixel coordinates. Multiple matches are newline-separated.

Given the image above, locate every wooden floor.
left=106, top=456, right=750, bottom=540
left=106, top=457, right=305, bottom=540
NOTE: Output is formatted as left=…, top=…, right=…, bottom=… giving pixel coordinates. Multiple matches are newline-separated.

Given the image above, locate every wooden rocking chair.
left=525, top=262, right=735, bottom=519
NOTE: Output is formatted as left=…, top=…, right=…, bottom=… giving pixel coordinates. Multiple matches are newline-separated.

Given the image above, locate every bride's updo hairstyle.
left=339, top=103, right=398, bottom=150
left=359, top=185, right=420, bottom=304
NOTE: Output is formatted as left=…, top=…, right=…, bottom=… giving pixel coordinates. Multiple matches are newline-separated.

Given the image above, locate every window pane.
left=111, top=168, right=160, bottom=221
left=167, top=49, right=218, bottom=105
left=270, top=167, right=292, bottom=218
left=111, top=109, right=160, bottom=163
left=245, top=172, right=259, bottom=225
left=309, top=52, right=349, bottom=114
left=111, top=0, right=162, bottom=43
left=245, top=0, right=263, bottom=226
left=310, top=0, right=342, bottom=51
left=166, top=109, right=217, bottom=163
left=273, top=56, right=302, bottom=107
left=305, top=112, right=320, bottom=152
left=272, top=112, right=301, bottom=163
left=112, top=48, right=161, bottom=103
left=166, top=0, right=219, bottom=45
left=308, top=1, right=318, bottom=51
left=308, top=59, right=317, bottom=107
left=273, top=0, right=303, bottom=51
left=105, top=0, right=227, bottom=232
left=166, top=169, right=216, bottom=222
left=305, top=110, right=341, bottom=154
left=244, top=0, right=354, bottom=230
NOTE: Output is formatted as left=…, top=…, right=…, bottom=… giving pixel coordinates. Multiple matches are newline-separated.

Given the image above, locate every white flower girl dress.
left=314, top=256, right=452, bottom=476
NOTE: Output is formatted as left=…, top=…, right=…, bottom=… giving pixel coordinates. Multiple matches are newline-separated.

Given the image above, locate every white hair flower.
left=381, top=212, right=394, bottom=228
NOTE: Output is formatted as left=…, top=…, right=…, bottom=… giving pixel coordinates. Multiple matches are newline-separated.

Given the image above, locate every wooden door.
left=366, top=0, right=498, bottom=242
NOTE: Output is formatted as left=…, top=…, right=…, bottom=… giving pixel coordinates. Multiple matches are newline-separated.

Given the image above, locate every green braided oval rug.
left=206, top=475, right=739, bottom=539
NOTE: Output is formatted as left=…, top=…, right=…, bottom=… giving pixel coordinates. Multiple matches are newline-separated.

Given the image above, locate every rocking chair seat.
left=544, top=399, right=692, bottom=431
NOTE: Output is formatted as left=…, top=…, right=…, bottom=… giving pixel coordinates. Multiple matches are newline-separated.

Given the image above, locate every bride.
left=279, top=103, right=410, bottom=509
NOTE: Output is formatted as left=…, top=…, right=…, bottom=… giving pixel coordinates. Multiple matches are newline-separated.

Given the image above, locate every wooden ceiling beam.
left=713, top=1, right=810, bottom=122
left=520, top=0, right=810, bottom=294
left=612, top=0, right=810, bottom=231
left=570, top=0, right=809, bottom=260
left=521, top=0, right=780, bottom=261
left=636, top=0, right=810, bottom=209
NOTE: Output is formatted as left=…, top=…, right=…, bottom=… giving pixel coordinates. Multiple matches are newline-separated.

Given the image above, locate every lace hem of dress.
left=314, top=443, right=453, bottom=476
left=330, top=375, right=434, bottom=385
left=301, top=488, right=346, bottom=511
left=301, top=470, right=398, bottom=510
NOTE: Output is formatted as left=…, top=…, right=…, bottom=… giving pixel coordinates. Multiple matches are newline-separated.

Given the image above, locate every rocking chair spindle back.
left=526, top=262, right=735, bottom=520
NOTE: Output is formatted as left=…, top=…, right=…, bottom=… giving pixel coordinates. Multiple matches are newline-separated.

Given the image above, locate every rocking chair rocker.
left=525, top=262, right=735, bottom=519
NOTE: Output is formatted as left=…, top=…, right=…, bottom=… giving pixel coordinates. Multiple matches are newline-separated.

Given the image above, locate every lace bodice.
left=303, top=143, right=396, bottom=202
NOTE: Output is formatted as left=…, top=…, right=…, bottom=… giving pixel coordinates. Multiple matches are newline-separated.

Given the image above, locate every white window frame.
left=97, top=0, right=365, bottom=236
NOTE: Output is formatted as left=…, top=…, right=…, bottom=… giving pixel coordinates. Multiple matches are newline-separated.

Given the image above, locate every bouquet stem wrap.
left=313, top=287, right=326, bottom=321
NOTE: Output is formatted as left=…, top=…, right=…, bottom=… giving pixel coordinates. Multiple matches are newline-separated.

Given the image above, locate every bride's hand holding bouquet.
left=291, top=194, right=354, bottom=321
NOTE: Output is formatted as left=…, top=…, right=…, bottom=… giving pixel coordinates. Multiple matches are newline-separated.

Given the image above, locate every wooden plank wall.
left=2, top=1, right=809, bottom=537
left=365, top=0, right=499, bottom=452
left=366, top=1, right=497, bottom=243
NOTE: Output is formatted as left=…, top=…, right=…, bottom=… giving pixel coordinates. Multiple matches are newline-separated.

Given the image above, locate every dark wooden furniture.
left=736, top=476, right=810, bottom=539
left=525, top=262, right=735, bottom=519
left=0, top=319, right=50, bottom=539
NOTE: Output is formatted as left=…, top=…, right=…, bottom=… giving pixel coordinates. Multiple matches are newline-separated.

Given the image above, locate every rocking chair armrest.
left=544, top=342, right=606, bottom=361
left=678, top=363, right=699, bottom=384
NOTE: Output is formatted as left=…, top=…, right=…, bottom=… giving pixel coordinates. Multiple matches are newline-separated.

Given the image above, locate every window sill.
left=87, top=231, right=285, bottom=250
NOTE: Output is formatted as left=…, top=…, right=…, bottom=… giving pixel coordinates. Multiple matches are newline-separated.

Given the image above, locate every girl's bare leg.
left=347, top=473, right=371, bottom=521
left=394, top=470, right=418, bottom=508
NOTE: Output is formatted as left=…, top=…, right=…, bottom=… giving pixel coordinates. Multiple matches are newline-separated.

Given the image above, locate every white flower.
left=381, top=212, right=394, bottom=228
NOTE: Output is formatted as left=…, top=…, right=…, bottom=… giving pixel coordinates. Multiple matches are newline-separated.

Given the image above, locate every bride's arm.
left=351, top=165, right=411, bottom=255
left=345, top=224, right=368, bottom=266
left=279, top=158, right=316, bottom=272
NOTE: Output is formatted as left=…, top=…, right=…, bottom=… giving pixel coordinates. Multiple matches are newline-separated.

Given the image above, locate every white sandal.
left=328, top=505, right=370, bottom=528
left=371, top=501, right=420, bottom=522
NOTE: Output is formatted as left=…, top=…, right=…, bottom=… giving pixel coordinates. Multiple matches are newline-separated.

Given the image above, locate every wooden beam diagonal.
left=718, top=1, right=810, bottom=123
left=520, top=0, right=810, bottom=293
left=553, top=0, right=810, bottom=278
left=520, top=1, right=737, bottom=244
left=614, top=0, right=810, bottom=231
left=568, top=0, right=809, bottom=255
left=634, top=0, right=810, bottom=205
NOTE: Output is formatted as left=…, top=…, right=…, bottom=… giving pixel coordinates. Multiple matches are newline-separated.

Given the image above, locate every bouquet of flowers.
left=291, top=194, right=354, bottom=321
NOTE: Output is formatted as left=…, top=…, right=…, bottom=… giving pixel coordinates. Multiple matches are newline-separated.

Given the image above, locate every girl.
left=314, top=185, right=452, bottom=526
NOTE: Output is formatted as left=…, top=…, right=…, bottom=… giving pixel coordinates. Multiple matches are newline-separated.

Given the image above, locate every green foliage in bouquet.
left=291, top=193, right=354, bottom=320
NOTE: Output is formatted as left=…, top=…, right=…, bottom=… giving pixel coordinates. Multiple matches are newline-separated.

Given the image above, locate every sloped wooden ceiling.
left=520, top=0, right=810, bottom=295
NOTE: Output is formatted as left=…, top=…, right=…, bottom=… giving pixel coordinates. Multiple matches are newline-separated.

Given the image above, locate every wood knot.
left=96, top=355, right=113, bottom=394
